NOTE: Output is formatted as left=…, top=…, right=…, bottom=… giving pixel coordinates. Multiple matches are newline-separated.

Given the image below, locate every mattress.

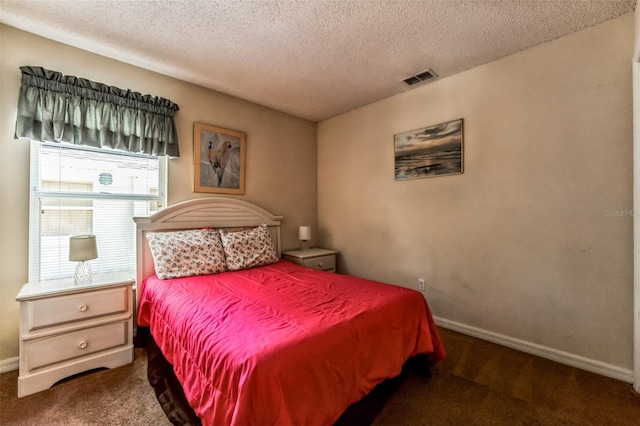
left=138, top=259, right=445, bottom=425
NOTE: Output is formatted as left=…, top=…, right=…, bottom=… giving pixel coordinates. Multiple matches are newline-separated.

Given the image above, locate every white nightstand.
left=282, top=248, right=338, bottom=272
left=15, top=271, right=134, bottom=397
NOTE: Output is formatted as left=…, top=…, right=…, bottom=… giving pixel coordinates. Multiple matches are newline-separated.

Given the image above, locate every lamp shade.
left=69, top=235, right=98, bottom=261
left=298, top=226, right=311, bottom=241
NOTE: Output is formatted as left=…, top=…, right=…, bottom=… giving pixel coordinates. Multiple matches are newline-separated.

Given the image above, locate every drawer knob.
left=318, top=262, right=323, bottom=268
left=78, top=341, right=87, bottom=349
left=78, top=304, right=88, bottom=312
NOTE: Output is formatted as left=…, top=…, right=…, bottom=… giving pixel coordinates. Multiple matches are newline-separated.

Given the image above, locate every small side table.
left=16, top=271, right=134, bottom=397
left=282, top=248, right=338, bottom=272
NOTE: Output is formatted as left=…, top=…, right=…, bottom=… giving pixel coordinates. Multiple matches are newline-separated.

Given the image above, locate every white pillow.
left=219, top=224, right=279, bottom=271
left=145, top=229, right=227, bottom=279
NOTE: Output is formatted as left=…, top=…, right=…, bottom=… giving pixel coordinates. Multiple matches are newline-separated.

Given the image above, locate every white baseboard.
left=0, top=357, right=19, bottom=374
left=434, top=316, right=634, bottom=384
left=1, top=319, right=633, bottom=384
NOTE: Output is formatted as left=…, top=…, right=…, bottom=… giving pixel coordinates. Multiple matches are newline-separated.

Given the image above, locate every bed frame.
left=134, top=197, right=283, bottom=307
left=134, top=197, right=431, bottom=425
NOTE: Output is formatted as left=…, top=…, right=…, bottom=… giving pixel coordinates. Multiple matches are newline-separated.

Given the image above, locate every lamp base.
left=74, top=261, right=93, bottom=284
left=300, top=241, right=309, bottom=251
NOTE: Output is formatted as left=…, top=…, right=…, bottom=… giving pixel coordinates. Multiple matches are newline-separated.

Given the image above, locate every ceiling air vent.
left=402, top=69, right=438, bottom=86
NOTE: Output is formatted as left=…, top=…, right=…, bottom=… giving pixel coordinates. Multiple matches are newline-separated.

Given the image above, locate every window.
left=29, top=141, right=167, bottom=282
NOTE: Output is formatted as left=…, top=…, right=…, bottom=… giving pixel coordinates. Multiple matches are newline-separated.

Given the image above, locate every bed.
left=135, top=197, right=445, bottom=425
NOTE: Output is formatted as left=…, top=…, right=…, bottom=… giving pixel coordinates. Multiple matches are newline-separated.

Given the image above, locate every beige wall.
left=636, top=6, right=640, bottom=60
left=318, top=14, right=634, bottom=370
left=633, top=5, right=640, bottom=391
left=0, top=25, right=317, bottom=361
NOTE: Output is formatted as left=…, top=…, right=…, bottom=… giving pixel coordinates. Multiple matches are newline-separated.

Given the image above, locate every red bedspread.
left=138, top=260, right=445, bottom=426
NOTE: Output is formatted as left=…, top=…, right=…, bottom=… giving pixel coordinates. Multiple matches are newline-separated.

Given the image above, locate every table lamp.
left=299, top=226, right=311, bottom=251
left=69, top=235, right=98, bottom=283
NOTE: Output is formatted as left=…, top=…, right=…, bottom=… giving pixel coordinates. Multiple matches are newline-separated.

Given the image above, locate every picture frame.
left=394, top=118, right=463, bottom=180
left=193, top=122, right=246, bottom=194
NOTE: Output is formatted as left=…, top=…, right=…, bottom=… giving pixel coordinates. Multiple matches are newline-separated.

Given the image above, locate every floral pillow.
left=145, top=229, right=227, bottom=279
left=219, top=224, right=279, bottom=271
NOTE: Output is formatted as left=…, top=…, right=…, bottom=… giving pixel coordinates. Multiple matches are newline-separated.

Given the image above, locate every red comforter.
left=138, top=260, right=445, bottom=426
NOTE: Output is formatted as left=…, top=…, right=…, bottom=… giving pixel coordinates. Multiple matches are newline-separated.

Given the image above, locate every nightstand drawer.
left=282, top=248, right=338, bottom=273
left=26, top=321, right=129, bottom=371
left=17, top=272, right=134, bottom=397
left=27, top=287, right=129, bottom=331
left=302, top=255, right=336, bottom=271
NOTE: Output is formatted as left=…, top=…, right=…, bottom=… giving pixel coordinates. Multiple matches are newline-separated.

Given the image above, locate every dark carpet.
left=1, top=328, right=638, bottom=425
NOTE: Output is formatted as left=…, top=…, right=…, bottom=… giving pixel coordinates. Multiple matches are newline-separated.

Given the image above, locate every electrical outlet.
left=418, top=278, right=426, bottom=292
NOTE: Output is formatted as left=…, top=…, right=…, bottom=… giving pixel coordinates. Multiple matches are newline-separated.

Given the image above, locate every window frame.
left=28, top=140, right=167, bottom=282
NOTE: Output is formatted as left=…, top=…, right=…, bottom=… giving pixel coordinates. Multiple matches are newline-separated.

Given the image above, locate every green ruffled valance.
left=15, top=66, right=180, bottom=157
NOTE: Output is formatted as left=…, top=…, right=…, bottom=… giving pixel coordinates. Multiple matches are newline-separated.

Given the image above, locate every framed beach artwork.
left=193, top=122, right=246, bottom=194
left=394, top=119, right=463, bottom=180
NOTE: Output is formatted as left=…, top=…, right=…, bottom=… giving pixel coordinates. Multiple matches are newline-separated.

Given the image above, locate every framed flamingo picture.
left=194, top=122, right=246, bottom=194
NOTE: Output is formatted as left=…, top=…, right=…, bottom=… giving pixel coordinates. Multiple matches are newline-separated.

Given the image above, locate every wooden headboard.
left=134, top=197, right=283, bottom=307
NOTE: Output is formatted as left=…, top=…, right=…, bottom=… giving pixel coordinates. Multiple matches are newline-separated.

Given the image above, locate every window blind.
left=29, top=141, right=167, bottom=282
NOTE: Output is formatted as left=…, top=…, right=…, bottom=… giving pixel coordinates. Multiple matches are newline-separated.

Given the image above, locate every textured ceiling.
left=0, top=0, right=636, bottom=122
